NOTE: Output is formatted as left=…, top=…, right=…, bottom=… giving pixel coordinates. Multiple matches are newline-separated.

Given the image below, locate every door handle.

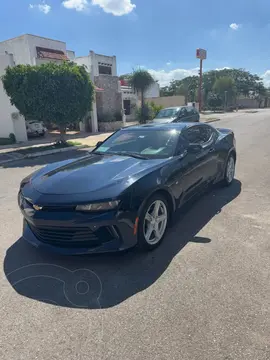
left=209, top=147, right=215, bottom=153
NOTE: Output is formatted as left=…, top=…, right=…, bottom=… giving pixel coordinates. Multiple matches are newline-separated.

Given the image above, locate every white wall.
left=75, top=56, right=92, bottom=74
left=26, top=34, right=66, bottom=65
left=67, top=50, right=75, bottom=61
left=0, top=35, right=31, bottom=65
left=0, top=34, right=68, bottom=66
left=145, top=82, right=160, bottom=99
left=89, top=51, right=117, bottom=77
left=0, top=54, right=27, bottom=141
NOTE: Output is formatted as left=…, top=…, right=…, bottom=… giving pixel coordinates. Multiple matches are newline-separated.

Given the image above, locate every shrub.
left=98, top=111, right=123, bottom=123
left=0, top=133, right=16, bottom=145
left=9, top=133, right=16, bottom=143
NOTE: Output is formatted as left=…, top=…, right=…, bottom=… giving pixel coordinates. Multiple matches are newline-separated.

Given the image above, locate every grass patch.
left=67, top=140, right=84, bottom=146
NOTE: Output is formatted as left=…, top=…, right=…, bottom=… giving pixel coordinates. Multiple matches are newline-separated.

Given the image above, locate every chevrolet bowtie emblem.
left=33, top=204, right=43, bottom=211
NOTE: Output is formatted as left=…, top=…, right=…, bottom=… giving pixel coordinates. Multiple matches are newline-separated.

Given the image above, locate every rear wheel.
left=137, top=194, right=169, bottom=251
left=221, top=154, right=235, bottom=186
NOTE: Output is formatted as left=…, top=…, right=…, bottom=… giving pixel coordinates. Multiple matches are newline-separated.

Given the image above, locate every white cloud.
left=229, top=23, right=240, bottom=30
left=148, top=67, right=199, bottom=87
left=29, top=2, right=51, bottom=14
left=62, top=0, right=88, bottom=11
left=62, top=0, right=135, bottom=15
left=92, top=0, right=136, bottom=16
left=261, top=70, right=270, bottom=87
left=166, top=61, right=171, bottom=66
left=215, top=67, right=231, bottom=71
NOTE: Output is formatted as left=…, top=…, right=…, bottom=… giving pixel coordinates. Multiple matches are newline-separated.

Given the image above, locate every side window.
left=182, top=126, right=214, bottom=144
left=180, top=108, right=187, bottom=119
left=199, top=126, right=212, bottom=143
left=186, top=107, right=193, bottom=116
left=182, top=126, right=202, bottom=144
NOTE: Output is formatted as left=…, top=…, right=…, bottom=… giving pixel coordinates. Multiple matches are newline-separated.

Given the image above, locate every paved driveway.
left=0, top=110, right=270, bottom=360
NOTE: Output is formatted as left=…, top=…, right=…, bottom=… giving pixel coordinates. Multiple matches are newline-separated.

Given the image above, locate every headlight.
left=76, top=200, right=120, bottom=212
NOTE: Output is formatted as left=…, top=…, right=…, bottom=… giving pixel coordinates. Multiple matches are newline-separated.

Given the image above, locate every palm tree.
left=129, top=69, right=155, bottom=123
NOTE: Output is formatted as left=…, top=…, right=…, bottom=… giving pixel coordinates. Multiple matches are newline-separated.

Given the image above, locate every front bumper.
left=19, top=195, right=137, bottom=255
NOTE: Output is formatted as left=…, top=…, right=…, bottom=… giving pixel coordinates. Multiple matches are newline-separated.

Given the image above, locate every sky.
left=1, top=0, right=270, bottom=87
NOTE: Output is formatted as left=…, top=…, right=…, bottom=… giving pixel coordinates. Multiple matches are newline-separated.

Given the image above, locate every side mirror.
left=96, top=141, right=103, bottom=148
left=188, top=143, right=202, bottom=153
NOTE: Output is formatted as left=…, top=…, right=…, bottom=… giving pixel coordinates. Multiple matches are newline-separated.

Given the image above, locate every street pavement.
left=0, top=110, right=270, bottom=360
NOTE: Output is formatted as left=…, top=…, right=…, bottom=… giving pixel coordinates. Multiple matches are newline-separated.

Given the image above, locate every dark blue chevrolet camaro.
left=18, top=122, right=236, bottom=254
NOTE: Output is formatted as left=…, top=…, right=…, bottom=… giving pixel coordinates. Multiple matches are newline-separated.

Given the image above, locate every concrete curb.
left=203, top=118, right=221, bottom=124
left=0, top=145, right=91, bottom=166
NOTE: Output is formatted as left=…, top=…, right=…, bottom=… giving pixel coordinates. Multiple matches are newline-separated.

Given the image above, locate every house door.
left=123, top=100, right=131, bottom=115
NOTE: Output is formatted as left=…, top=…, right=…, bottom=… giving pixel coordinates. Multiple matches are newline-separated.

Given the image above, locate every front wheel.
left=221, top=154, right=235, bottom=186
left=137, top=194, right=169, bottom=251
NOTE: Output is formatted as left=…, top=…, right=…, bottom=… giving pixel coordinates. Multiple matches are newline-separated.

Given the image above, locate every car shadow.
left=3, top=180, right=241, bottom=309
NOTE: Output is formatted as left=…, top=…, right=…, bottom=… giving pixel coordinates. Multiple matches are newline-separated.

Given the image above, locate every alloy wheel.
left=226, top=156, right=235, bottom=183
left=143, top=200, right=168, bottom=245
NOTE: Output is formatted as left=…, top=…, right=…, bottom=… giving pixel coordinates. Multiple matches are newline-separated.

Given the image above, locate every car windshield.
left=93, top=129, right=180, bottom=159
left=155, top=108, right=179, bottom=119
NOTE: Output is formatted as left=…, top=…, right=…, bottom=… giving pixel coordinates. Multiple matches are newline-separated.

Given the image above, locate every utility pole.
left=196, top=49, right=207, bottom=113
left=224, top=91, right=228, bottom=112
left=198, top=59, right=203, bottom=112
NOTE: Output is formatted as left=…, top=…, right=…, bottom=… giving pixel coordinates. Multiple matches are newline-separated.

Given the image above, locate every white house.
left=0, top=53, right=27, bottom=141
left=0, top=34, right=73, bottom=142
left=0, top=34, right=125, bottom=139
left=145, top=82, right=160, bottom=98
left=119, top=80, right=160, bottom=121
left=74, top=51, right=122, bottom=132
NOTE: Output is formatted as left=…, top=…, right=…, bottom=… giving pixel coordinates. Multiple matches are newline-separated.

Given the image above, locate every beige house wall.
left=145, top=95, right=185, bottom=108
left=95, top=75, right=122, bottom=120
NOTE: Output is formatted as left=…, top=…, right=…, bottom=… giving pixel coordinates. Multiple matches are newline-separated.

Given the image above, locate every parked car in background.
left=152, top=106, right=200, bottom=124
left=18, top=122, right=236, bottom=255
left=26, top=121, right=47, bottom=137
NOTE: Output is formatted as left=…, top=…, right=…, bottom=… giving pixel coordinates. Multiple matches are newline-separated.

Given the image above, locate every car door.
left=198, top=125, right=219, bottom=180
left=185, top=107, right=194, bottom=122
left=166, top=136, right=191, bottom=206
left=180, top=125, right=216, bottom=200
left=190, top=108, right=197, bottom=121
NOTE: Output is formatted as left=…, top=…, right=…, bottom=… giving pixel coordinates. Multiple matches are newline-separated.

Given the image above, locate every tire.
left=137, top=193, right=169, bottom=251
left=221, top=153, right=235, bottom=186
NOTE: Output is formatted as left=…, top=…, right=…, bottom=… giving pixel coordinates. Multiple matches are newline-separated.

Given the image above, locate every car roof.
left=160, top=106, right=182, bottom=110
left=122, top=122, right=207, bottom=132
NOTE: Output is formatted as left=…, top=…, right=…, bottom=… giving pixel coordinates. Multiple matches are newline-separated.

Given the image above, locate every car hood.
left=152, top=117, right=175, bottom=123
left=29, top=153, right=167, bottom=196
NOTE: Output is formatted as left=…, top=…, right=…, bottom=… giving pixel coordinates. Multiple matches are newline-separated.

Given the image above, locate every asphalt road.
left=0, top=110, right=270, bottom=360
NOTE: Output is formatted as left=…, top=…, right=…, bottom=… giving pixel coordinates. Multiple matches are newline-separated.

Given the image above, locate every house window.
left=36, top=47, right=68, bottom=61
left=123, top=100, right=131, bottom=115
left=98, top=65, right=112, bottom=75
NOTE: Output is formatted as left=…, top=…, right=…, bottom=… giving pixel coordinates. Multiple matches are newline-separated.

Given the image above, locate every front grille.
left=28, top=224, right=114, bottom=248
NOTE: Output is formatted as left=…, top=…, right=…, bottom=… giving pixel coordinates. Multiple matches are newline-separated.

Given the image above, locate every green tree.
left=213, top=76, right=236, bottom=107
left=2, top=61, right=95, bottom=142
left=207, top=92, right=223, bottom=111
left=160, top=68, right=267, bottom=107
left=129, top=69, right=155, bottom=123
left=166, top=76, right=198, bottom=103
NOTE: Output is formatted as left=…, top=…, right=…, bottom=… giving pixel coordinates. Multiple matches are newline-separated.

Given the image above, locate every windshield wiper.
left=92, top=150, right=149, bottom=159
left=112, top=151, right=149, bottom=159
